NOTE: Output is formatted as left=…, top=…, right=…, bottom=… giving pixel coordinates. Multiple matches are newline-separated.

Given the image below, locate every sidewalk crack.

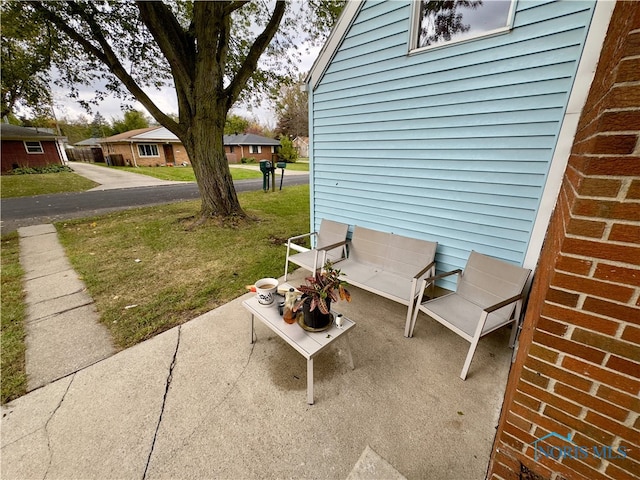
left=42, top=373, right=75, bottom=480
left=142, top=326, right=181, bottom=480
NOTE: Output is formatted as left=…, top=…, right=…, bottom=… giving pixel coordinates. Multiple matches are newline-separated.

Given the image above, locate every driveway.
left=69, top=161, right=186, bottom=190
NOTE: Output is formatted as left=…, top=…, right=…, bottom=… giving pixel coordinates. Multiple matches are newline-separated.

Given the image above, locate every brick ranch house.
left=98, top=127, right=280, bottom=166
left=99, top=127, right=190, bottom=167
left=223, top=133, right=281, bottom=163
left=1, top=123, right=69, bottom=173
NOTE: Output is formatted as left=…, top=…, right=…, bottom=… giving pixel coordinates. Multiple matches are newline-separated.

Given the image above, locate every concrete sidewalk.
left=17, top=224, right=115, bottom=390
left=1, top=232, right=513, bottom=479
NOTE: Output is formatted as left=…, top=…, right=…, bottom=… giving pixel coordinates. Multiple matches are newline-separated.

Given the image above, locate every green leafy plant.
left=294, top=262, right=351, bottom=315
left=10, top=165, right=73, bottom=174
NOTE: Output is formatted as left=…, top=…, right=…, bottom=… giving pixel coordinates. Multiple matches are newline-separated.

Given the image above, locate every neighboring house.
left=99, top=127, right=190, bottom=167
left=292, top=136, right=309, bottom=158
left=98, top=128, right=280, bottom=166
left=1, top=123, right=68, bottom=173
left=309, top=2, right=639, bottom=480
left=223, top=133, right=280, bottom=163
left=307, top=0, right=607, bottom=288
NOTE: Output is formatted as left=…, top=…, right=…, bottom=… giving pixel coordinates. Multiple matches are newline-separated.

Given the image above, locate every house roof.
left=99, top=127, right=279, bottom=146
left=75, top=137, right=103, bottom=147
left=223, top=133, right=280, bottom=146
left=1, top=123, right=63, bottom=141
left=306, top=0, right=364, bottom=90
left=99, top=127, right=169, bottom=143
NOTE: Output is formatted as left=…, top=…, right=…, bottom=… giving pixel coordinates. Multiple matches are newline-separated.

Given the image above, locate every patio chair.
left=284, top=219, right=349, bottom=281
left=408, top=251, right=531, bottom=380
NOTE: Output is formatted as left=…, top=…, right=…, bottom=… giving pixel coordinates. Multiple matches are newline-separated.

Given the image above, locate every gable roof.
left=75, top=137, right=103, bottom=147
left=99, top=127, right=167, bottom=143
left=98, top=127, right=279, bottom=147
left=1, top=123, right=63, bottom=141
left=223, top=133, right=280, bottom=146
left=307, top=0, right=364, bottom=90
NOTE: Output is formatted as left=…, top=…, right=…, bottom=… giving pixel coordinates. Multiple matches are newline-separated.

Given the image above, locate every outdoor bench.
left=337, top=225, right=437, bottom=337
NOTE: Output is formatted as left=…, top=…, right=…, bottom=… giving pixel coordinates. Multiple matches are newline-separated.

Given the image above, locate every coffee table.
left=242, top=295, right=355, bottom=404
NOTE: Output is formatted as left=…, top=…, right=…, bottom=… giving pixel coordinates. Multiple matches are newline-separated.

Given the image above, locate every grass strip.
left=1, top=172, right=99, bottom=198
left=1, top=232, right=27, bottom=403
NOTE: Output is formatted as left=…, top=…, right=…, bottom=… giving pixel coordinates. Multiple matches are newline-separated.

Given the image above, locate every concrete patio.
left=1, top=269, right=513, bottom=479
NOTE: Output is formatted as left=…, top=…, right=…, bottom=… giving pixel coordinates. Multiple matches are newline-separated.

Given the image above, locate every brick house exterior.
left=1, top=124, right=68, bottom=173
left=99, top=127, right=190, bottom=167
left=488, top=3, right=640, bottom=480
left=223, top=133, right=280, bottom=163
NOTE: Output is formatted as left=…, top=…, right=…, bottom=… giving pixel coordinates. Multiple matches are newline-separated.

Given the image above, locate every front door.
left=163, top=144, right=175, bottom=165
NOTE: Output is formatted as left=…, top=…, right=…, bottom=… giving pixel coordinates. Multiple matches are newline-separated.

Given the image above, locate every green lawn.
left=0, top=162, right=296, bottom=199
left=111, top=163, right=308, bottom=181
left=1, top=185, right=311, bottom=402
left=1, top=172, right=99, bottom=198
left=1, top=233, right=27, bottom=403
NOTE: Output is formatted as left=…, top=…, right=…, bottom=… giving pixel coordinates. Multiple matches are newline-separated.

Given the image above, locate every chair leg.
left=460, top=338, right=480, bottom=380
left=284, top=244, right=291, bottom=281
left=408, top=279, right=428, bottom=337
left=508, top=300, right=523, bottom=347
left=404, top=303, right=414, bottom=338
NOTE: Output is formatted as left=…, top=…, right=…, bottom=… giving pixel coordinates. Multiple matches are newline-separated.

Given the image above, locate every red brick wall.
left=1, top=140, right=63, bottom=172
left=488, top=2, right=640, bottom=480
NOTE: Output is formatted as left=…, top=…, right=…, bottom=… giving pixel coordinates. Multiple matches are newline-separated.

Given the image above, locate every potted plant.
left=294, top=262, right=351, bottom=330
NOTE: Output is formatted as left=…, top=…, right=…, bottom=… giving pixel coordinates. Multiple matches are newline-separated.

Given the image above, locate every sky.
left=51, top=43, right=321, bottom=129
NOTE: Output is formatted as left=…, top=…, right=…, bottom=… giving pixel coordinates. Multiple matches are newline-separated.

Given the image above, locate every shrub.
left=10, top=165, right=74, bottom=175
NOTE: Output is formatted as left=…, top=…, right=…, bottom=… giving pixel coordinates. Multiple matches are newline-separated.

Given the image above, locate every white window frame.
left=137, top=143, right=159, bottom=157
left=24, top=141, right=44, bottom=154
left=250, top=145, right=262, bottom=154
left=409, top=0, right=516, bottom=54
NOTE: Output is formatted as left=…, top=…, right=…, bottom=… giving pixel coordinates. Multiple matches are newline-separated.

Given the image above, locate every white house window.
left=412, top=0, right=514, bottom=51
left=138, top=144, right=159, bottom=157
left=24, top=141, right=44, bottom=154
left=250, top=145, right=262, bottom=154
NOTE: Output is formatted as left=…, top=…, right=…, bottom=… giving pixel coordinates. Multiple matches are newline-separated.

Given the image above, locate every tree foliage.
left=225, top=114, right=250, bottom=135
left=278, top=136, right=298, bottom=163
left=417, top=0, right=482, bottom=48
left=275, top=76, right=308, bottom=138
left=110, top=110, right=150, bottom=135
left=7, top=0, right=343, bottom=221
left=0, top=3, right=54, bottom=118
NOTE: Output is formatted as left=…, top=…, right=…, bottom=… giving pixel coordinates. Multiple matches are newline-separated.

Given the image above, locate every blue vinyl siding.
left=310, top=0, right=596, bottom=288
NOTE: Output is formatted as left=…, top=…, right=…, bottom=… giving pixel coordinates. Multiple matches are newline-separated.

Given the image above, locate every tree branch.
left=136, top=1, right=196, bottom=122
left=30, top=1, right=182, bottom=136
left=224, top=0, right=287, bottom=109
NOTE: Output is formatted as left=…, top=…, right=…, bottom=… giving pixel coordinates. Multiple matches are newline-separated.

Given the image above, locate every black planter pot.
left=301, top=297, right=332, bottom=329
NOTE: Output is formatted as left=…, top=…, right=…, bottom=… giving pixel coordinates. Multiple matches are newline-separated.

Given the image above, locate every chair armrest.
left=413, top=261, right=436, bottom=279
left=287, top=231, right=317, bottom=243
left=483, top=293, right=523, bottom=313
left=316, top=239, right=348, bottom=252
left=424, top=269, right=462, bottom=283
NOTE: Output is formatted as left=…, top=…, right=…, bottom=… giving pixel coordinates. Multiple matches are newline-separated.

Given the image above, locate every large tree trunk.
left=183, top=2, right=246, bottom=221
left=184, top=118, right=245, bottom=219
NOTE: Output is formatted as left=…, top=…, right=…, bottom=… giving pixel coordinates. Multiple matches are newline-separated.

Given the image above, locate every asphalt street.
left=1, top=175, right=308, bottom=235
